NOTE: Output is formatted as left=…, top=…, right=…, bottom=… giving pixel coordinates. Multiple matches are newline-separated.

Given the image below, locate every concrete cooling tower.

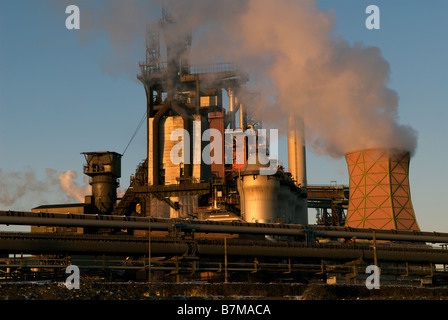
left=345, top=148, right=420, bottom=231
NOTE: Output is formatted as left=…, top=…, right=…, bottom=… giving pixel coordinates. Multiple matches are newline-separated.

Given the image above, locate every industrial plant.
left=0, top=10, right=447, bottom=291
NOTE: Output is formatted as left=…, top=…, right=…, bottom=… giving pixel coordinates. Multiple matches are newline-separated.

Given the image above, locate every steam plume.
left=60, top=0, right=418, bottom=157
left=167, top=0, right=418, bottom=157
left=0, top=168, right=91, bottom=209
left=57, top=170, right=91, bottom=203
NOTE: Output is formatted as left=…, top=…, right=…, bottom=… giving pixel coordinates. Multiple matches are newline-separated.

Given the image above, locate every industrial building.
left=0, top=12, right=447, bottom=287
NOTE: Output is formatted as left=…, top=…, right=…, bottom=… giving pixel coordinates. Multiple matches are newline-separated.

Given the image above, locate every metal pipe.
left=152, top=102, right=171, bottom=185
left=1, top=232, right=448, bottom=264
left=287, top=112, right=307, bottom=187
left=228, top=88, right=235, bottom=129
left=239, top=103, right=244, bottom=130
left=2, top=210, right=448, bottom=244
left=151, top=101, right=192, bottom=185
left=172, top=101, right=191, bottom=178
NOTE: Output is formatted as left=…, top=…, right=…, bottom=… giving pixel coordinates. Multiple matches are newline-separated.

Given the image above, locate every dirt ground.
left=0, top=281, right=447, bottom=300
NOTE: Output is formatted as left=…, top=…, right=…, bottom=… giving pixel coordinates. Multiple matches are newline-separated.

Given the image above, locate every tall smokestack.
left=287, top=112, right=308, bottom=224
left=287, top=112, right=307, bottom=187
left=345, top=148, right=419, bottom=231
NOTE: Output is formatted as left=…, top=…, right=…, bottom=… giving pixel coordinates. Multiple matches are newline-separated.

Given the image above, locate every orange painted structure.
left=345, top=148, right=419, bottom=231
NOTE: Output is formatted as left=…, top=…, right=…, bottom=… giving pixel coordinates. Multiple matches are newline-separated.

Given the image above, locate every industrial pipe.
left=2, top=210, right=448, bottom=244
left=0, top=232, right=447, bottom=264
left=152, top=102, right=171, bottom=185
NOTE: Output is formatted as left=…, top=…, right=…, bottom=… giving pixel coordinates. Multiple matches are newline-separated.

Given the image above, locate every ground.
left=0, top=281, right=447, bottom=300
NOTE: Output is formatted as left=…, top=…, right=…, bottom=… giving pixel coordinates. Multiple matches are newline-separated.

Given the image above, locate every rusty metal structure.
left=104, top=11, right=309, bottom=225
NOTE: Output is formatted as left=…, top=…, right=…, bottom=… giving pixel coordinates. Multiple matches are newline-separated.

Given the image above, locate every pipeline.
left=2, top=210, right=448, bottom=244
left=0, top=232, right=447, bottom=264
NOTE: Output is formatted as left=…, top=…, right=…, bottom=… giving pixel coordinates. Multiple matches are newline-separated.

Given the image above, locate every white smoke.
left=51, top=0, right=418, bottom=158
left=0, top=168, right=91, bottom=210
left=56, top=170, right=91, bottom=203
left=166, top=0, right=418, bottom=157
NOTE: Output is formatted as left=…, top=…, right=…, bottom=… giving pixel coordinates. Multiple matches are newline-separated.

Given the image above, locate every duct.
left=1, top=232, right=448, bottom=264
left=3, top=210, right=448, bottom=244
left=287, top=113, right=307, bottom=187
left=239, top=103, right=244, bottom=129
left=172, top=101, right=192, bottom=179
left=227, top=88, right=235, bottom=129
left=196, top=242, right=448, bottom=264
left=152, top=102, right=171, bottom=185
left=0, top=210, right=305, bottom=237
left=151, top=101, right=192, bottom=185
left=0, top=233, right=188, bottom=256
left=287, top=112, right=308, bottom=225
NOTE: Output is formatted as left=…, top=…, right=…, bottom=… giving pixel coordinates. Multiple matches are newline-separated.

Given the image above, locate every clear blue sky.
left=0, top=1, right=447, bottom=232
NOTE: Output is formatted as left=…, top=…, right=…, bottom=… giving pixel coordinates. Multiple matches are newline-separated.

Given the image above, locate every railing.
left=138, top=61, right=240, bottom=77
left=189, top=62, right=239, bottom=75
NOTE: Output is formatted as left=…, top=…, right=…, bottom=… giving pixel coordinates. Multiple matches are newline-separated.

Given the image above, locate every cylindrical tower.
left=237, top=153, right=280, bottom=223
left=287, top=114, right=307, bottom=187
left=345, top=148, right=419, bottom=230
left=287, top=112, right=308, bottom=225
left=82, top=151, right=122, bottom=214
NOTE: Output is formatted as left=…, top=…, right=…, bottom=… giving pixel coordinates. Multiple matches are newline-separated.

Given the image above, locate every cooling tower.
left=345, top=148, right=419, bottom=231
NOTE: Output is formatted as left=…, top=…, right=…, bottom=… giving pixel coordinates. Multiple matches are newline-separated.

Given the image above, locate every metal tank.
left=237, top=153, right=280, bottom=223
left=345, top=148, right=419, bottom=231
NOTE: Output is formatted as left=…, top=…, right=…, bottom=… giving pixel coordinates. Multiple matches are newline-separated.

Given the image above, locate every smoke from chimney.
left=0, top=168, right=91, bottom=209
left=57, top=0, right=418, bottom=158
left=57, top=170, right=91, bottom=203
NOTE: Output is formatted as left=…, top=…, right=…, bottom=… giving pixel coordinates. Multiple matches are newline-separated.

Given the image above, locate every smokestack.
left=287, top=112, right=308, bottom=224
left=227, top=88, right=235, bottom=129
left=345, top=148, right=419, bottom=231
left=287, top=112, right=307, bottom=187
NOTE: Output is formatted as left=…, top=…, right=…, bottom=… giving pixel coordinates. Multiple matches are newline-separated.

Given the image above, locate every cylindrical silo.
left=345, top=148, right=419, bottom=231
left=237, top=153, right=280, bottom=223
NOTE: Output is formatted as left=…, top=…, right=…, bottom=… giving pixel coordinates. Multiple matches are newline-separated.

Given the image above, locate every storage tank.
left=237, top=153, right=280, bottom=223
left=345, top=148, right=419, bottom=230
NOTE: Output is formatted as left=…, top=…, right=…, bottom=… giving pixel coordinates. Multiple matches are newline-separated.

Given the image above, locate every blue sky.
left=0, top=1, right=447, bottom=232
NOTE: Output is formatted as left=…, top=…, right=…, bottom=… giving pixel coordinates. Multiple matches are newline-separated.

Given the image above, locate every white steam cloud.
left=56, top=170, right=91, bottom=203
left=54, top=0, right=417, bottom=157
left=0, top=168, right=91, bottom=210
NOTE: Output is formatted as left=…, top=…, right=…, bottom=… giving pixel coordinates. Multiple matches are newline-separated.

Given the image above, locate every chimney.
left=287, top=112, right=308, bottom=224
left=287, top=113, right=307, bottom=187
left=345, top=148, right=419, bottom=230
